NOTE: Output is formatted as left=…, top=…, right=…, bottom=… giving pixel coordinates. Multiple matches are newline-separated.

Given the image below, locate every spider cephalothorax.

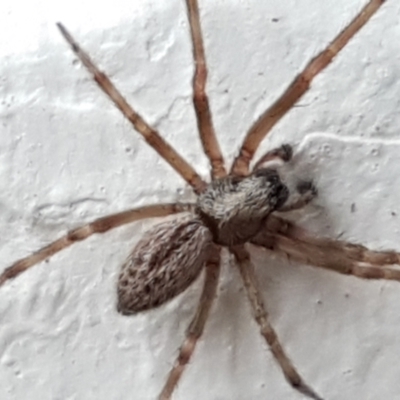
left=196, top=167, right=289, bottom=246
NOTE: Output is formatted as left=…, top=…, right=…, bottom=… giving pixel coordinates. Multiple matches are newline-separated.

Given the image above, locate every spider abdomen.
left=117, top=214, right=213, bottom=314
left=196, top=168, right=289, bottom=246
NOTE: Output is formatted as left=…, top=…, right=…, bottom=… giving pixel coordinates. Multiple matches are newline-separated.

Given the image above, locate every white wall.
left=1, top=1, right=400, bottom=399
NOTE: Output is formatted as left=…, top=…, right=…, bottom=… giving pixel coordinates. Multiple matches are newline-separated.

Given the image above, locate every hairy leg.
left=231, top=245, right=323, bottom=400
left=265, top=215, right=400, bottom=267
left=231, top=0, right=386, bottom=176
left=185, top=0, right=226, bottom=179
left=0, top=203, right=194, bottom=286
left=251, top=218, right=400, bottom=281
left=57, top=23, right=206, bottom=194
left=159, top=247, right=221, bottom=400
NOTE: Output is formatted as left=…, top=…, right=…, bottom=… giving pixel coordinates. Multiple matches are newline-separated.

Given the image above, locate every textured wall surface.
left=1, top=1, right=400, bottom=399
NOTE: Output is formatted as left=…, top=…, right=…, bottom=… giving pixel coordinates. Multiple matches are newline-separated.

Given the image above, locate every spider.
left=0, top=0, right=397, bottom=399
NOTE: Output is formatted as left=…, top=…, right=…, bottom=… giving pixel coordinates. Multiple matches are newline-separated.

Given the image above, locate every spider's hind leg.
left=0, top=203, right=193, bottom=287
left=159, top=247, right=221, bottom=400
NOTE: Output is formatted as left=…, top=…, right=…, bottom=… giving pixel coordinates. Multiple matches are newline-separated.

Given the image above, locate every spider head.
left=196, top=168, right=288, bottom=246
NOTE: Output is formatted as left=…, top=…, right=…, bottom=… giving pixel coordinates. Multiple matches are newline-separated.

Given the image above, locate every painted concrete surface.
left=1, top=1, right=400, bottom=399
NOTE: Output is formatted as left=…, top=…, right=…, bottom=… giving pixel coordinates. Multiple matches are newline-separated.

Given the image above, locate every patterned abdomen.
left=117, top=214, right=212, bottom=314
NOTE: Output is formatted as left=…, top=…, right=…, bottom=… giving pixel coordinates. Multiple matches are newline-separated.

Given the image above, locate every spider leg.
left=231, top=246, right=323, bottom=400
left=231, top=0, right=386, bottom=176
left=0, top=203, right=194, bottom=287
left=251, top=220, right=400, bottom=282
left=185, top=0, right=226, bottom=179
left=56, top=23, right=206, bottom=194
left=159, top=247, right=221, bottom=400
left=272, top=234, right=400, bottom=281
left=253, top=144, right=293, bottom=171
left=283, top=225, right=400, bottom=267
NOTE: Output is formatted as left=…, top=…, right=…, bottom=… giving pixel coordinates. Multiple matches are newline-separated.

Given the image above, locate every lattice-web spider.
left=1, top=0, right=397, bottom=399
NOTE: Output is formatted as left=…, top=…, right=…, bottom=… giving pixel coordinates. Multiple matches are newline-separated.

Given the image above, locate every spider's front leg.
left=252, top=215, right=400, bottom=282
left=250, top=142, right=400, bottom=282
left=231, top=0, right=387, bottom=176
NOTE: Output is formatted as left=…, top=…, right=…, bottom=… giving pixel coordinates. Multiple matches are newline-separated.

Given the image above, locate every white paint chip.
left=1, top=1, right=400, bottom=399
